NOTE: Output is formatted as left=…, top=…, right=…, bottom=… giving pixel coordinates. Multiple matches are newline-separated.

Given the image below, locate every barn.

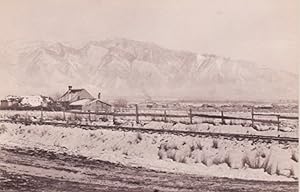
left=0, top=96, right=21, bottom=109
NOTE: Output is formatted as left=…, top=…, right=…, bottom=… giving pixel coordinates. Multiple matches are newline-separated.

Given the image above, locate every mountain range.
left=0, top=38, right=298, bottom=101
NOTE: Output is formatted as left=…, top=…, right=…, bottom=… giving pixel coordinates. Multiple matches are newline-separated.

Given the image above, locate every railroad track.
left=0, top=119, right=298, bottom=143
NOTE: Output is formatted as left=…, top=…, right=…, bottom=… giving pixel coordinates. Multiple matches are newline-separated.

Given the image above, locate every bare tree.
left=113, top=98, right=128, bottom=109
left=50, top=92, right=62, bottom=101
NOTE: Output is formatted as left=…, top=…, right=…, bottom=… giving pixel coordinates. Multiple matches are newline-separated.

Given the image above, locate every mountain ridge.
left=0, top=38, right=297, bottom=101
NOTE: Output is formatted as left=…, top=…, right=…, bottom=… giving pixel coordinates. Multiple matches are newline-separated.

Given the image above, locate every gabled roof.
left=60, top=89, right=85, bottom=99
left=87, top=99, right=112, bottom=106
left=69, top=98, right=111, bottom=107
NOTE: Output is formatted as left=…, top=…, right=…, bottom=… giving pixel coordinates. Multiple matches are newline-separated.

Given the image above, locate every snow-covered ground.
left=0, top=123, right=298, bottom=181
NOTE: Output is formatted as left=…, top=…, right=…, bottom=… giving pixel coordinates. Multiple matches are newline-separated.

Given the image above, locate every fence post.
left=88, top=110, right=91, bottom=122
left=40, top=107, right=43, bottom=122
left=221, top=110, right=224, bottom=124
left=112, top=109, right=116, bottom=124
left=277, top=115, right=280, bottom=132
left=135, top=104, right=139, bottom=124
left=63, top=109, right=66, bottom=121
left=251, top=106, right=254, bottom=127
left=164, top=110, right=167, bottom=122
left=189, top=108, right=193, bottom=124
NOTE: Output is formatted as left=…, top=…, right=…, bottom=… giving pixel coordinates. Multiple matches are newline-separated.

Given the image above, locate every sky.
left=0, top=0, right=299, bottom=73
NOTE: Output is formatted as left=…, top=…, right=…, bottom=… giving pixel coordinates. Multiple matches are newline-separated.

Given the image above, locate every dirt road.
left=0, top=146, right=297, bottom=192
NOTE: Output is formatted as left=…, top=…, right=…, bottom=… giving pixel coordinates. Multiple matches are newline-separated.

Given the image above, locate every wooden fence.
left=39, top=106, right=298, bottom=131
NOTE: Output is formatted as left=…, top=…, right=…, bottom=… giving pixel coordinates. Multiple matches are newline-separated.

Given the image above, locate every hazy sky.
left=0, top=0, right=299, bottom=73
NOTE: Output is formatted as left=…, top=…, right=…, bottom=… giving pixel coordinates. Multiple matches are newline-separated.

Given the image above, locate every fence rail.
left=66, top=106, right=297, bottom=129
left=1, top=106, right=298, bottom=130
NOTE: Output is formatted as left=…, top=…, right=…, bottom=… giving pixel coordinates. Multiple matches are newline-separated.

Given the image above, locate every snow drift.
left=0, top=123, right=298, bottom=181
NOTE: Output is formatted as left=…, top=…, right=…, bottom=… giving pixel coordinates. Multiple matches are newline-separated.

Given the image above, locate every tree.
left=113, top=98, right=128, bottom=109
left=50, top=92, right=62, bottom=101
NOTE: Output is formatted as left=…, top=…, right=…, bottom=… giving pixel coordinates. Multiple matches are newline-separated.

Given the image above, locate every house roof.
left=60, top=89, right=85, bottom=98
left=69, top=98, right=93, bottom=106
left=69, top=98, right=111, bottom=107
left=87, top=99, right=112, bottom=106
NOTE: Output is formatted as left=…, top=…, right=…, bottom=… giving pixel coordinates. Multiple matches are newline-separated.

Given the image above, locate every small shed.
left=69, top=98, right=112, bottom=112
left=83, top=99, right=112, bottom=112
left=1, top=95, right=21, bottom=109
left=69, top=99, right=92, bottom=111
left=0, top=100, right=9, bottom=108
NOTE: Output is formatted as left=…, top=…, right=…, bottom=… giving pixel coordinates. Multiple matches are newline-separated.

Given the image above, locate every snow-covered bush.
left=225, top=150, right=246, bottom=169
left=0, top=124, right=7, bottom=134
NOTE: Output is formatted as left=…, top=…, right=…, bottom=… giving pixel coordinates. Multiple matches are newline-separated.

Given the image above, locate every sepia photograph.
left=0, top=0, right=298, bottom=191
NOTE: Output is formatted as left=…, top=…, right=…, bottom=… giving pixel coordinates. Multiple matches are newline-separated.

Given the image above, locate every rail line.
left=0, top=119, right=298, bottom=143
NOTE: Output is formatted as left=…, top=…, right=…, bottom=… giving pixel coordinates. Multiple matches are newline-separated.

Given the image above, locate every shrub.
left=225, top=151, right=246, bottom=169
left=174, top=150, right=187, bottom=163
left=291, top=149, right=298, bottom=162
left=113, top=98, right=128, bottom=108
left=190, top=149, right=203, bottom=163
left=0, top=124, right=7, bottom=134
left=10, top=114, right=21, bottom=121
left=212, top=139, right=219, bottom=149
left=53, top=114, right=64, bottom=121
left=192, top=140, right=203, bottom=151
left=99, top=116, right=109, bottom=122
left=202, top=120, right=216, bottom=126
left=158, top=149, right=167, bottom=159
left=74, top=115, right=82, bottom=121
left=166, top=149, right=176, bottom=161
left=135, top=132, right=143, bottom=144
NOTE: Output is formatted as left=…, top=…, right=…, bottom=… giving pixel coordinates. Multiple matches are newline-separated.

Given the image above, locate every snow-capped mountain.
left=0, top=38, right=297, bottom=101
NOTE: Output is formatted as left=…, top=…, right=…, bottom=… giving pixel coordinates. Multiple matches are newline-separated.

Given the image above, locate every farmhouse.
left=58, top=86, right=112, bottom=112
left=58, top=86, right=94, bottom=103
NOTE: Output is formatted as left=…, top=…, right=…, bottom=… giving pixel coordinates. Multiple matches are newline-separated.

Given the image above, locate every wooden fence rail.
left=253, top=113, right=298, bottom=119
left=3, top=107, right=297, bottom=129
left=275, top=115, right=298, bottom=120
left=64, top=107, right=298, bottom=128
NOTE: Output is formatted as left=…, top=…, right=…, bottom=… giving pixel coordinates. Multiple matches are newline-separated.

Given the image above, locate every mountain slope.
left=0, top=39, right=297, bottom=101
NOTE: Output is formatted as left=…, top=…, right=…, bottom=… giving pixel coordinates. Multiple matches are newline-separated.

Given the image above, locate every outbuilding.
left=69, top=98, right=112, bottom=112
left=82, top=99, right=112, bottom=112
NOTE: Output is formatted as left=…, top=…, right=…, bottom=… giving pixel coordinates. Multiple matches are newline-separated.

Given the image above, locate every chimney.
left=68, top=85, right=72, bottom=90
left=98, top=92, right=101, bottom=100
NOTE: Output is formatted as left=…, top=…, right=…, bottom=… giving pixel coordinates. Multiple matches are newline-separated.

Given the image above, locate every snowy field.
left=0, top=123, right=298, bottom=181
